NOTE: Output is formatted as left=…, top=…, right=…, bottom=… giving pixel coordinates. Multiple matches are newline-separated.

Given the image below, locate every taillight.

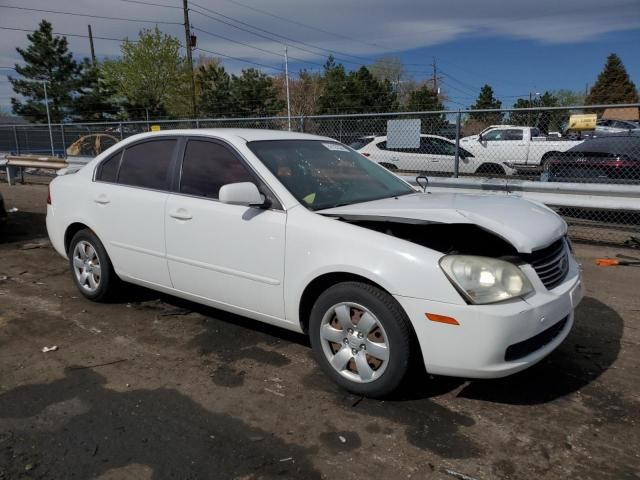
left=362, top=152, right=370, bottom=157
left=47, top=185, right=51, bottom=205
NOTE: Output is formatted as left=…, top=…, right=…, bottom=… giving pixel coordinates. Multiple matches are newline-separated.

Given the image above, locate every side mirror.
left=219, top=182, right=270, bottom=208
left=478, top=133, right=483, bottom=142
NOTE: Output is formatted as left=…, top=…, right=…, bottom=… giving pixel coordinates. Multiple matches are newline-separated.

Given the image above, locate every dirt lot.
left=1, top=182, right=639, bottom=480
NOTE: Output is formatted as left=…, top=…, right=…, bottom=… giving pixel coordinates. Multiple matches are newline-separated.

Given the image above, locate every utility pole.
left=432, top=57, right=438, bottom=96
left=87, top=25, right=96, bottom=64
left=284, top=46, right=291, bottom=131
left=183, top=0, right=197, bottom=116
left=42, top=81, right=55, bottom=157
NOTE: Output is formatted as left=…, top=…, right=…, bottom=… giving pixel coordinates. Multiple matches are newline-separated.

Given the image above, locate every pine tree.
left=318, top=58, right=397, bottom=114
left=318, top=55, right=351, bottom=114
left=73, top=60, right=118, bottom=121
left=510, top=91, right=558, bottom=132
left=231, top=69, right=284, bottom=117
left=9, top=20, right=81, bottom=122
left=469, top=84, right=502, bottom=124
left=405, top=84, right=443, bottom=112
left=197, top=61, right=234, bottom=117
left=348, top=66, right=397, bottom=113
left=586, top=53, right=638, bottom=105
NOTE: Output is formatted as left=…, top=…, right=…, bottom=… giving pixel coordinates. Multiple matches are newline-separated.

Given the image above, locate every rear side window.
left=96, top=150, right=122, bottom=183
left=425, top=138, right=457, bottom=155
left=180, top=140, right=254, bottom=199
left=377, top=141, right=420, bottom=154
left=349, top=138, right=373, bottom=150
left=504, top=129, right=524, bottom=141
left=118, top=139, right=177, bottom=190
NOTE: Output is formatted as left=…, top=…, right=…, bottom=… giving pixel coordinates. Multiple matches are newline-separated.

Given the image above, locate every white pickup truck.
left=460, top=125, right=583, bottom=171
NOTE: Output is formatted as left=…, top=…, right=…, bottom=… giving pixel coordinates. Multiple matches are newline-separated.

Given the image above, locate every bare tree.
left=274, top=70, right=323, bottom=116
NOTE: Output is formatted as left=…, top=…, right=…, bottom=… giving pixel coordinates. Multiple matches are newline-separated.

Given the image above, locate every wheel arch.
left=541, top=151, right=561, bottom=167
left=475, top=162, right=505, bottom=175
left=298, top=272, right=389, bottom=334
left=298, top=271, right=427, bottom=381
left=64, top=222, right=94, bottom=255
left=378, top=162, right=398, bottom=170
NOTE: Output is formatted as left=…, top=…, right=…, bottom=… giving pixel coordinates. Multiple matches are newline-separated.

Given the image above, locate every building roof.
left=602, top=107, right=640, bottom=121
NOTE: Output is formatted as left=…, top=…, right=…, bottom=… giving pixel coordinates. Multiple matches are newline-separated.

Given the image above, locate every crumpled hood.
left=318, top=193, right=567, bottom=253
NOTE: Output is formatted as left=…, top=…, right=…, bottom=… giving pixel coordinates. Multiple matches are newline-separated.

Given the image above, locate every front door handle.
left=93, top=194, right=110, bottom=205
left=169, top=208, right=193, bottom=221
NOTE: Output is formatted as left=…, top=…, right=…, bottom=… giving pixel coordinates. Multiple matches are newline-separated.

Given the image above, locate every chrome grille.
left=526, top=238, right=569, bottom=290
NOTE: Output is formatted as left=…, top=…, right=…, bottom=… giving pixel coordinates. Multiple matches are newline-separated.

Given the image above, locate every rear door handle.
left=93, top=194, right=110, bottom=205
left=169, top=208, right=192, bottom=221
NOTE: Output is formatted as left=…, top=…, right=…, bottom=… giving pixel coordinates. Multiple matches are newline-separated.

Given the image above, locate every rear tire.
left=309, top=281, right=414, bottom=398
left=541, top=152, right=560, bottom=172
left=68, top=229, right=119, bottom=302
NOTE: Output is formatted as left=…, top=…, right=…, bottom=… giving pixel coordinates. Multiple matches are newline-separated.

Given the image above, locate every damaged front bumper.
left=395, top=256, right=584, bottom=379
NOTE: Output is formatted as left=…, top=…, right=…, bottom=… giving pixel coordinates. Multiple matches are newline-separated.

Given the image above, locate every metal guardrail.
left=402, top=175, right=640, bottom=246
left=401, top=176, right=640, bottom=210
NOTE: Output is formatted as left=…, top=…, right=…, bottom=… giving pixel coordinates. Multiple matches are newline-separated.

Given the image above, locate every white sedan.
left=47, top=129, right=583, bottom=397
left=353, top=134, right=515, bottom=175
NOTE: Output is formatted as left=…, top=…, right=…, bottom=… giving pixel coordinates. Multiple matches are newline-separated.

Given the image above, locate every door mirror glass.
left=219, top=182, right=268, bottom=208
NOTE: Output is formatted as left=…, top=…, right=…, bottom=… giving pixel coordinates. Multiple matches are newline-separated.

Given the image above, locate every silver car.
left=595, top=119, right=640, bottom=135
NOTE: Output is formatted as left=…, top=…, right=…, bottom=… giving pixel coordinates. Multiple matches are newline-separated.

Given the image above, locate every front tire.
left=309, top=281, right=414, bottom=397
left=476, top=163, right=506, bottom=176
left=69, top=229, right=118, bottom=302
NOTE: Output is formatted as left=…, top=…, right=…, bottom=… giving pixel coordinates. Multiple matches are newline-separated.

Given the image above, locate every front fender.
left=283, top=208, right=465, bottom=324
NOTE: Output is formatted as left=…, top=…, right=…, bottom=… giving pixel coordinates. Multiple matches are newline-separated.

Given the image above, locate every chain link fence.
left=1, top=104, right=639, bottom=246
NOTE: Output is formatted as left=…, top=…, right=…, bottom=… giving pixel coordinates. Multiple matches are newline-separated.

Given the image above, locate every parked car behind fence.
left=543, top=135, right=640, bottom=183
left=352, top=134, right=513, bottom=176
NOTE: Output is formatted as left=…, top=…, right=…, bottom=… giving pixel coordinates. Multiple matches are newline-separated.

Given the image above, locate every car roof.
left=120, top=128, right=334, bottom=144
left=568, top=134, right=640, bottom=153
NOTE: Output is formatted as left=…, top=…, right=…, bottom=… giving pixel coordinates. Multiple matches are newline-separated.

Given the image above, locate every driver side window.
left=482, top=129, right=504, bottom=141
left=180, top=140, right=254, bottom=199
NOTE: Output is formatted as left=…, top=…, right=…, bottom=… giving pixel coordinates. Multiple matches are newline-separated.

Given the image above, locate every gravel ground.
left=0, top=182, right=639, bottom=480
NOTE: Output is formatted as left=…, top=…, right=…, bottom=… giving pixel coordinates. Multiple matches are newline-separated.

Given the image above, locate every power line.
left=193, top=26, right=285, bottom=59
left=189, top=3, right=381, bottom=67
left=189, top=7, right=338, bottom=63
left=219, top=0, right=389, bottom=52
left=193, top=26, right=326, bottom=69
left=0, top=4, right=183, bottom=25
left=189, top=7, right=435, bottom=77
left=0, top=25, right=136, bottom=43
left=439, top=71, right=479, bottom=95
left=194, top=46, right=283, bottom=72
left=117, top=0, right=182, bottom=9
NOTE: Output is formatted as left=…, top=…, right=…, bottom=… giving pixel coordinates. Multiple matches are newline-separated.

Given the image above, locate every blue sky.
left=0, top=0, right=639, bottom=113
left=394, top=30, right=640, bottom=108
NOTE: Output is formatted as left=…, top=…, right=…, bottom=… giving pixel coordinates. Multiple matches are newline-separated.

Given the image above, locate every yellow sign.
left=150, top=125, right=161, bottom=132
left=568, top=114, right=597, bottom=131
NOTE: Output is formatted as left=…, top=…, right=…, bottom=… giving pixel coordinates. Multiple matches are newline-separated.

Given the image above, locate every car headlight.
left=439, top=255, right=533, bottom=304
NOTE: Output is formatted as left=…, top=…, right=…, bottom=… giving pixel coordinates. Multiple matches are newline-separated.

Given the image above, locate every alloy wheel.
left=72, top=240, right=102, bottom=293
